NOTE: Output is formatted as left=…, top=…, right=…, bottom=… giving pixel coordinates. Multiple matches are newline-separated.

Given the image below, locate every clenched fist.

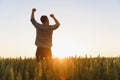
left=32, top=8, right=36, bottom=12
left=50, top=14, right=55, bottom=18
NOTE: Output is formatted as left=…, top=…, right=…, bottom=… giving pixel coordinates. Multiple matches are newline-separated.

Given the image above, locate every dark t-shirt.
left=31, top=17, right=59, bottom=48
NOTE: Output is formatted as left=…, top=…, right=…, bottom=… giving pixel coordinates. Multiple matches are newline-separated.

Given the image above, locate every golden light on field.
left=53, top=53, right=68, bottom=59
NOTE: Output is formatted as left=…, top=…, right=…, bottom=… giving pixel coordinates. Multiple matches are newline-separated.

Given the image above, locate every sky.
left=0, top=0, right=120, bottom=58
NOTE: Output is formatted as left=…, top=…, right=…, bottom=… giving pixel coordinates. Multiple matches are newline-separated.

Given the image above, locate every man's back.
left=35, top=24, right=53, bottom=48
left=31, top=17, right=59, bottom=48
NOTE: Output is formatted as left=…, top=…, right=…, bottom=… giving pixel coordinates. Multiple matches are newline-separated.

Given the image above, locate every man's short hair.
left=40, top=15, right=48, bottom=24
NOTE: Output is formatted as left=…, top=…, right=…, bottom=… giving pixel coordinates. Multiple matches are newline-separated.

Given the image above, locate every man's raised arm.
left=50, top=14, right=60, bottom=27
left=31, top=8, right=36, bottom=20
left=30, top=8, right=40, bottom=29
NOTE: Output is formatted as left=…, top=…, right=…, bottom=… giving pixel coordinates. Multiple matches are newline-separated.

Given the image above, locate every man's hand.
left=50, top=14, right=55, bottom=18
left=32, top=8, right=36, bottom=12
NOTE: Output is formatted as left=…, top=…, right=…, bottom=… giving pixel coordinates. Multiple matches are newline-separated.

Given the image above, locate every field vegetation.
left=0, top=56, right=120, bottom=80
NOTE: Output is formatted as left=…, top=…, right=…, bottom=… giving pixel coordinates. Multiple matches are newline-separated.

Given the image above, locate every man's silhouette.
left=30, top=8, right=60, bottom=62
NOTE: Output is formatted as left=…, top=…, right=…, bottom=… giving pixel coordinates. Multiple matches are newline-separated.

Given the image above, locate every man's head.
left=40, top=15, right=49, bottom=25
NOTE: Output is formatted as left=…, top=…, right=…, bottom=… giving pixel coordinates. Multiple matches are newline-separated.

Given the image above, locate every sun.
left=54, top=54, right=66, bottom=59
left=53, top=53, right=72, bottom=59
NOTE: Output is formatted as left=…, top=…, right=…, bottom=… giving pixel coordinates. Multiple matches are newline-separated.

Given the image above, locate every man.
left=30, top=8, right=60, bottom=62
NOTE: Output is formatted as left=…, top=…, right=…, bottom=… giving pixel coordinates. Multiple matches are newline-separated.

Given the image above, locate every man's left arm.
left=30, top=8, right=40, bottom=29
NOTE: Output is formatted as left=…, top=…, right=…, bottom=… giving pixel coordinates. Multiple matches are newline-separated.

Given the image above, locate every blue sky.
left=0, top=0, right=120, bottom=58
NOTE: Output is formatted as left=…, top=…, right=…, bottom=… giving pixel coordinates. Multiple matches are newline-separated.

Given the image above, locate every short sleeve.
left=47, top=24, right=59, bottom=30
left=31, top=17, right=41, bottom=29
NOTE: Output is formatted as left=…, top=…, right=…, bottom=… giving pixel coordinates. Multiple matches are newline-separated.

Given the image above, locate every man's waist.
left=35, top=41, right=52, bottom=48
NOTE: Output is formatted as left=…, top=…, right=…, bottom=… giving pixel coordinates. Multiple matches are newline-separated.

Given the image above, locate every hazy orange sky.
left=0, top=0, right=120, bottom=58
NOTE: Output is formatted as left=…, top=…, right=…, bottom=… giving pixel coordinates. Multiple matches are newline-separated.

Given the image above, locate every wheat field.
left=0, top=56, right=120, bottom=80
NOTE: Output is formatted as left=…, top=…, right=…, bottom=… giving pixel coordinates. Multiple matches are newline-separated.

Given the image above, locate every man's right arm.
left=50, top=14, right=60, bottom=27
